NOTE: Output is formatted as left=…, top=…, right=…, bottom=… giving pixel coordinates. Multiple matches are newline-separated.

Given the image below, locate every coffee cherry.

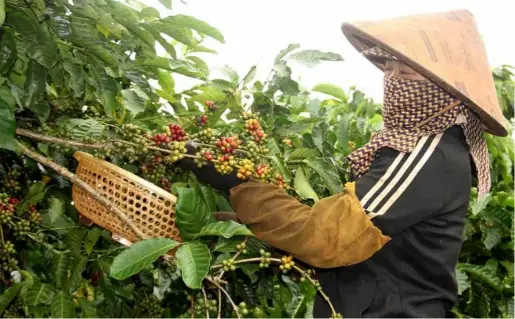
left=215, top=155, right=235, bottom=175
left=12, top=220, right=31, bottom=238
left=0, top=203, right=14, bottom=225
left=195, top=115, right=208, bottom=127
left=205, top=100, right=217, bottom=112
left=245, top=119, right=261, bottom=133
left=216, top=136, right=242, bottom=154
left=168, top=124, right=187, bottom=141
left=237, top=159, right=254, bottom=179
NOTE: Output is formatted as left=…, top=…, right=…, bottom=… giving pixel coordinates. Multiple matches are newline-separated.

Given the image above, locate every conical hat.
left=341, top=10, right=508, bottom=136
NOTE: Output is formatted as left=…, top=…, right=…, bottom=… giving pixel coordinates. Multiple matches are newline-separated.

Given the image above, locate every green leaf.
left=458, top=262, right=504, bottom=292
left=24, top=60, right=47, bottom=107
left=187, top=56, right=210, bottom=77
left=242, top=65, right=257, bottom=85
left=312, top=122, right=328, bottom=154
left=472, top=193, right=491, bottom=215
left=275, top=43, right=300, bottom=64
left=455, top=267, right=470, bottom=295
left=214, top=192, right=233, bottom=212
left=122, top=89, right=146, bottom=115
left=214, top=237, right=240, bottom=253
left=28, top=35, right=58, bottom=68
left=159, top=0, right=172, bottom=9
left=22, top=182, right=47, bottom=208
left=0, top=93, right=15, bottom=149
left=481, top=225, right=502, bottom=250
left=219, top=65, right=239, bottom=83
left=62, top=61, right=85, bottom=97
left=51, top=291, right=75, bottom=318
left=294, top=167, right=319, bottom=202
left=313, top=83, right=347, bottom=101
left=140, top=7, right=160, bottom=20
left=305, top=158, right=343, bottom=194
left=151, top=20, right=197, bottom=47
left=166, top=15, right=224, bottom=43
left=54, top=253, right=71, bottom=289
left=175, top=187, right=216, bottom=240
left=0, top=0, right=5, bottom=27
left=110, top=238, right=180, bottom=280
left=84, top=227, right=102, bottom=256
left=157, top=69, right=175, bottom=93
left=270, top=155, right=292, bottom=183
left=337, top=113, right=353, bottom=152
left=27, top=281, right=55, bottom=306
left=148, top=27, right=177, bottom=59
left=69, top=255, right=88, bottom=291
left=79, top=299, right=98, bottom=318
left=0, top=282, right=23, bottom=314
left=288, top=148, right=319, bottom=160
left=287, top=50, right=343, bottom=67
left=61, top=118, right=105, bottom=140
left=0, top=31, right=17, bottom=75
left=90, top=67, right=121, bottom=119
left=29, top=101, right=50, bottom=123
left=196, top=221, right=254, bottom=238
left=176, top=243, right=211, bottom=289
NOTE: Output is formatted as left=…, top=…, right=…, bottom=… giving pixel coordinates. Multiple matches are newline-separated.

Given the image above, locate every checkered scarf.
left=346, top=75, right=491, bottom=197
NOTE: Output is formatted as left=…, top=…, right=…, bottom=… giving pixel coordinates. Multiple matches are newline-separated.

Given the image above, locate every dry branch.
left=17, top=142, right=148, bottom=240
left=205, top=276, right=240, bottom=319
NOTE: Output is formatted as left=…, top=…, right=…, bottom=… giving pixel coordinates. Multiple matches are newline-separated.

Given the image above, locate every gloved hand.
left=177, top=142, right=246, bottom=195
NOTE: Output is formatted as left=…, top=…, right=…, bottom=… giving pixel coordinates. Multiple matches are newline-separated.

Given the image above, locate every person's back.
left=315, top=126, right=472, bottom=317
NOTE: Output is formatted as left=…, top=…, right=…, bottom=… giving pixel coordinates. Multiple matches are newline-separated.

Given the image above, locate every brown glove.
left=229, top=181, right=390, bottom=268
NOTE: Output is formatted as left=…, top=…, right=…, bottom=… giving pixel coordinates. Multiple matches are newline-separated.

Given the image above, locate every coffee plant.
left=0, top=0, right=512, bottom=317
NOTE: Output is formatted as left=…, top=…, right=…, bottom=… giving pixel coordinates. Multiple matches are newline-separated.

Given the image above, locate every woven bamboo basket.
left=71, top=151, right=182, bottom=245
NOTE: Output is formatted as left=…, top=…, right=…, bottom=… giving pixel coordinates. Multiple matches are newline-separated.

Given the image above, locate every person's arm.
left=229, top=135, right=453, bottom=268
left=230, top=181, right=390, bottom=268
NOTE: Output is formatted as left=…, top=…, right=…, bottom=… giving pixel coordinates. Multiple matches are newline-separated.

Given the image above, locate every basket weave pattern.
left=71, top=152, right=181, bottom=243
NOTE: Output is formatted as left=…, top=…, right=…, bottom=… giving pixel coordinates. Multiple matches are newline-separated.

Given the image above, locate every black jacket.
left=314, top=126, right=472, bottom=318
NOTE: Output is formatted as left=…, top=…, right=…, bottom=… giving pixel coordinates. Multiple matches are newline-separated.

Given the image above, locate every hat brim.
left=341, top=22, right=508, bottom=137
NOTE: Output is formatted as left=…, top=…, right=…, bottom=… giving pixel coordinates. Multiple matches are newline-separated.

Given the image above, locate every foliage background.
left=0, top=0, right=512, bottom=318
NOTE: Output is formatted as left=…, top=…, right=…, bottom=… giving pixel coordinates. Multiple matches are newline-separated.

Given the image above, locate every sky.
left=145, top=0, right=515, bottom=102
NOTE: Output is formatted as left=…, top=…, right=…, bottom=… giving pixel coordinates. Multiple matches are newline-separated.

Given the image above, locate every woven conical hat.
left=341, top=10, right=508, bottom=136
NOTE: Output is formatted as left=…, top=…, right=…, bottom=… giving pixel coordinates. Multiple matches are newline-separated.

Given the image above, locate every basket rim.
left=73, top=151, right=177, bottom=203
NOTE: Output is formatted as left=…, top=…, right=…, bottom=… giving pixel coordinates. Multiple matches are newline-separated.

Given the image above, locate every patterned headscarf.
left=346, top=48, right=491, bottom=197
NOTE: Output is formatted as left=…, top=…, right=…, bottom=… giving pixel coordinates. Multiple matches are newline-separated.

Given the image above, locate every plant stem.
left=16, top=129, right=198, bottom=160
left=292, top=265, right=337, bottom=317
left=0, top=226, right=4, bottom=245
left=201, top=285, right=210, bottom=319
left=205, top=277, right=240, bottom=319
left=16, top=128, right=106, bottom=149
left=17, top=142, right=148, bottom=240
left=210, top=257, right=338, bottom=317
left=217, top=289, right=222, bottom=319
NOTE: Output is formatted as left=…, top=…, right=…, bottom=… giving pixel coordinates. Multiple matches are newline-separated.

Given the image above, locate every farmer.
left=180, top=10, right=507, bottom=318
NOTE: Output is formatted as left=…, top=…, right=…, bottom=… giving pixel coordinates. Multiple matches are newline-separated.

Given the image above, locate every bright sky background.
left=146, top=0, right=515, bottom=102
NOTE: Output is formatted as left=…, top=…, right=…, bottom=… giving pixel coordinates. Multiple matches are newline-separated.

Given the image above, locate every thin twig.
left=16, top=129, right=198, bottom=159
left=217, top=289, right=222, bottom=319
left=17, top=143, right=147, bottom=240
left=292, top=265, right=337, bottom=317
left=211, top=258, right=262, bottom=270
left=205, top=277, right=240, bottom=319
left=201, top=285, right=210, bottom=319
left=190, top=297, right=195, bottom=319
left=16, top=128, right=106, bottom=149
left=210, top=257, right=338, bottom=317
left=216, top=237, right=248, bottom=280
